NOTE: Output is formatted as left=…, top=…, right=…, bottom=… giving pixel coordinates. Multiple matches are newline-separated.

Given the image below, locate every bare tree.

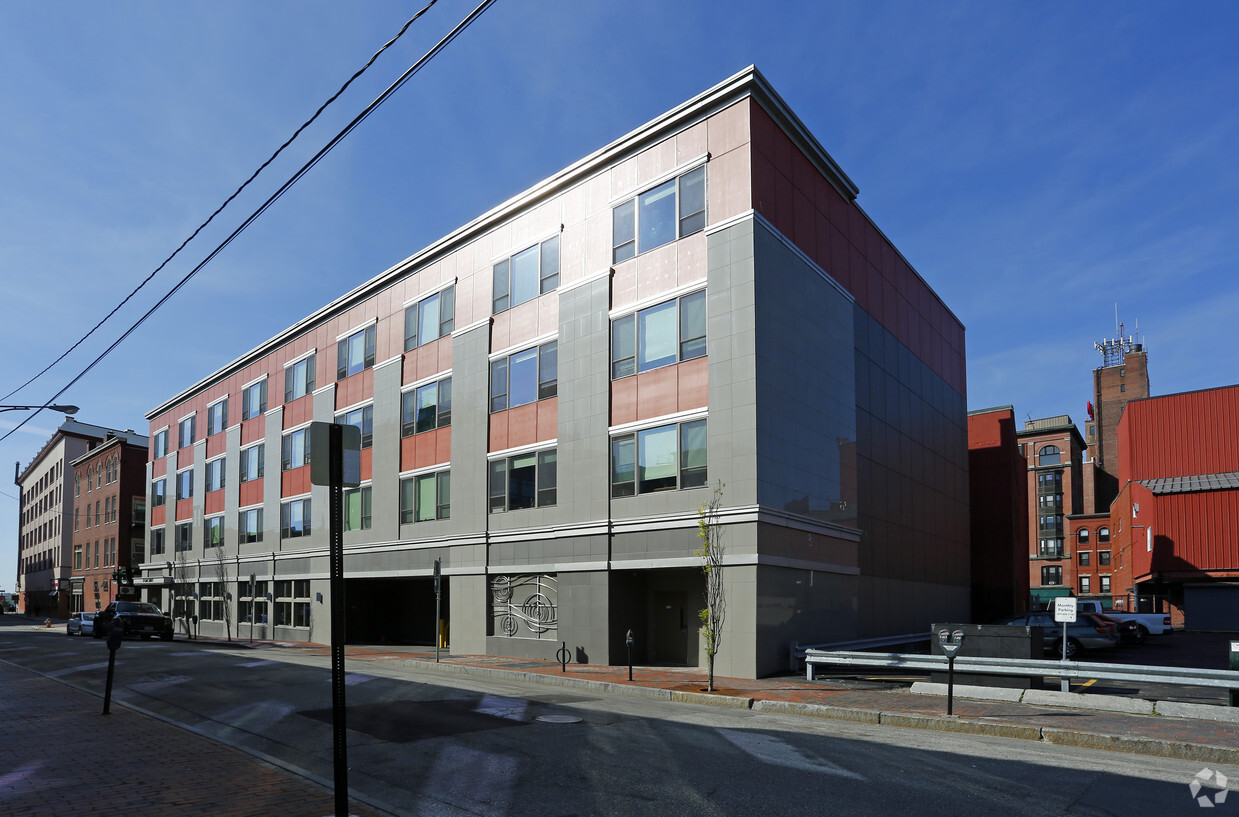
left=696, top=481, right=726, bottom=692
left=213, top=546, right=233, bottom=642
left=172, top=548, right=193, bottom=639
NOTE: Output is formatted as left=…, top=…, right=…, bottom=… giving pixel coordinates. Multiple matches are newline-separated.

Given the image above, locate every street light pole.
left=0, top=404, right=79, bottom=415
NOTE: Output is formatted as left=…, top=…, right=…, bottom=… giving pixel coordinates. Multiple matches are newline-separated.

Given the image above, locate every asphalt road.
left=2, top=625, right=1234, bottom=816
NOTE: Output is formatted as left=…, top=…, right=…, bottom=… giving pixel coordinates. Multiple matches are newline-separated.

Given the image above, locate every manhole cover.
left=535, top=715, right=582, bottom=724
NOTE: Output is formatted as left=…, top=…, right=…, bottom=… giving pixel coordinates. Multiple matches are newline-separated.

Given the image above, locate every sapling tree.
left=696, top=481, right=727, bottom=692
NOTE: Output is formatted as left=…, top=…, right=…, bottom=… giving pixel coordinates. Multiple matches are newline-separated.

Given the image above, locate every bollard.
left=626, top=629, right=634, bottom=682
left=557, top=641, right=570, bottom=673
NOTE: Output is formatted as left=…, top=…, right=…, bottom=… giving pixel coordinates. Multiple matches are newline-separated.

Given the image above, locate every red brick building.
left=967, top=406, right=1028, bottom=622
left=69, top=432, right=149, bottom=613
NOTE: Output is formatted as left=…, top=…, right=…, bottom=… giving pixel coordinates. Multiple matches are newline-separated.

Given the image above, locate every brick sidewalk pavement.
left=0, top=660, right=388, bottom=817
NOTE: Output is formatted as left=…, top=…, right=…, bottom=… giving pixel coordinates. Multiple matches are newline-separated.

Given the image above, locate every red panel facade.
left=1119, top=385, right=1239, bottom=484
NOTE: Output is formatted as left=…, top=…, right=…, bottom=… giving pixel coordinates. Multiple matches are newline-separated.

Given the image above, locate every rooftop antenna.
left=1095, top=307, right=1136, bottom=368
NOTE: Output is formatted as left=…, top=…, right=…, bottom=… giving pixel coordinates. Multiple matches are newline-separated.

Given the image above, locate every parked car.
left=93, top=601, right=174, bottom=641
left=994, top=610, right=1119, bottom=658
left=1092, top=611, right=1146, bottom=645
left=1075, top=599, right=1173, bottom=636
left=66, top=611, right=97, bottom=637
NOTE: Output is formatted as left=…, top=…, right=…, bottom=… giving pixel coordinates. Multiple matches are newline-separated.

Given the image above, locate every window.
left=75, top=474, right=80, bottom=496
left=1120, top=384, right=1126, bottom=393
left=205, top=458, right=225, bottom=492
left=74, top=508, right=80, bottom=532
left=611, top=290, right=706, bottom=378
left=240, top=444, right=264, bottom=483
left=490, top=343, right=556, bottom=412
left=405, top=285, right=456, bottom=349
left=336, top=325, right=376, bottom=380
left=206, top=399, right=228, bottom=436
left=1098, top=526, right=1111, bottom=543
left=150, top=528, right=165, bottom=556
left=1038, top=515, right=1063, bottom=535
left=285, top=356, right=315, bottom=403
left=1038, top=493, right=1062, bottom=511
left=1041, top=565, right=1062, bottom=586
left=493, top=236, right=560, bottom=314
left=93, top=540, right=100, bottom=568
left=1037, top=471, right=1062, bottom=493
left=176, top=469, right=193, bottom=501
left=400, top=470, right=451, bottom=524
left=1037, top=445, right=1061, bottom=466
left=95, top=500, right=101, bottom=525
left=401, top=378, right=452, bottom=436
left=205, top=516, right=224, bottom=549
left=239, top=580, right=268, bottom=625
left=178, top=415, right=196, bottom=449
left=1079, top=576, right=1091, bottom=594
left=1038, top=538, right=1063, bottom=558
left=281, top=498, right=311, bottom=539
left=489, top=450, right=556, bottom=512
left=612, top=165, right=706, bottom=263
left=175, top=522, right=192, bottom=552
left=1100, top=576, right=1111, bottom=593
left=242, top=379, right=267, bottom=420
left=1077, top=528, right=1090, bottom=544
left=1099, top=550, right=1111, bottom=566
left=239, top=508, right=263, bottom=544
left=132, top=498, right=146, bottom=525
left=275, top=579, right=311, bottom=627
left=344, top=486, right=372, bottom=531
left=73, top=545, right=82, bottom=570
left=198, top=582, right=224, bottom=621
left=611, top=419, right=707, bottom=497
left=282, top=429, right=311, bottom=471
left=336, top=405, right=374, bottom=449
left=1078, top=551, right=1091, bottom=567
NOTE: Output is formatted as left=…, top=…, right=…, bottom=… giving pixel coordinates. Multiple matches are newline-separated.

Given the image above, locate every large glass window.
left=282, top=429, right=311, bottom=471
left=611, top=419, right=707, bottom=497
left=493, top=236, right=560, bottom=314
left=239, top=580, right=268, bottom=625
left=488, top=450, right=556, bottom=513
left=285, top=356, right=316, bottom=403
left=274, top=579, right=311, bottom=627
left=400, top=470, right=451, bottom=524
left=239, top=508, right=263, bottom=544
left=336, top=325, right=376, bottom=380
left=206, top=399, right=228, bottom=436
left=242, top=379, right=268, bottom=420
left=281, top=498, right=311, bottom=539
left=150, top=528, right=165, bottom=556
left=153, top=429, right=168, bottom=458
left=405, top=286, right=455, bottom=350
left=401, top=378, right=452, bottom=437
left=152, top=478, right=166, bottom=508
left=240, top=444, right=264, bottom=483
left=176, top=470, right=193, bottom=501
left=1038, top=538, right=1064, bottom=558
left=611, top=290, right=706, bottom=379
left=178, top=415, right=196, bottom=449
left=1041, top=565, right=1062, bottom=586
left=205, top=516, right=224, bottom=549
left=336, top=405, right=374, bottom=449
left=205, top=458, right=225, bottom=492
left=344, top=486, right=372, bottom=532
left=1038, top=445, right=1061, bottom=466
left=490, top=342, right=556, bottom=412
left=175, top=522, right=192, bottom=552
left=612, top=165, right=706, bottom=263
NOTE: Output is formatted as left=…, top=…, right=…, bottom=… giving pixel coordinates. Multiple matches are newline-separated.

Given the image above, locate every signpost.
left=309, top=421, right=360, bottom=817
left=1053, top=597, right=1078, bottom=692
left=433, top=557, right=442, bottom=663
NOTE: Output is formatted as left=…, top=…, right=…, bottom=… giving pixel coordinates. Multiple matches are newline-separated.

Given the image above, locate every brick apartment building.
left=14, top=420, right=146, bottom=617
left=138, top=67, right=970, bottom=677
left=69, top=431, right=149, bottom=613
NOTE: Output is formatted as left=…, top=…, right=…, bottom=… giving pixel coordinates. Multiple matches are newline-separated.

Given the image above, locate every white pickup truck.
left=1076, top=600, right=1173, bottom=636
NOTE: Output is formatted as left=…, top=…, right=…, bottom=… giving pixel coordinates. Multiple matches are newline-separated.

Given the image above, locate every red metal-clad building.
left=967, top=407, right=1028, bottom=622
left=1110, top=385, right=1239, bottom=628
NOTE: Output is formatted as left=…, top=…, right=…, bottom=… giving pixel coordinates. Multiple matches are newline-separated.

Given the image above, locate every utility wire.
left=0, top=0, right=440, bottom=404
left=1, top=0, right=499, bottom=446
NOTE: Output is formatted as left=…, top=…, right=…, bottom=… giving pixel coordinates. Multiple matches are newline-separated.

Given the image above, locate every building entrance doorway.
left=344, top=577, right=448, bottom=646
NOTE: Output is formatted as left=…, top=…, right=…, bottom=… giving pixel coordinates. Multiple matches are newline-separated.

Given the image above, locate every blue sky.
left=2, top=1, right=1237, bottom=592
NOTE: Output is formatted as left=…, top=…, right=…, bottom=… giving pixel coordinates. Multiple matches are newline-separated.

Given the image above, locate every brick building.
left=967, top=406, right=1028, bottom=622
left=139, top=67, right=970, bottom=677
left=68, top=431, right=149, bottom=613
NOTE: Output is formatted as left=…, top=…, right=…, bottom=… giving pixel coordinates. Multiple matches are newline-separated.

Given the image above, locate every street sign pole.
left=329, top=422, right=348, bottom=817
left=434, top=557, right=442, bottom=663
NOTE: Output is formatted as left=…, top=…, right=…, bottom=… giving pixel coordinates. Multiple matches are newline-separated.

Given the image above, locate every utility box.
left=929, top=623, right=1042, bottom=689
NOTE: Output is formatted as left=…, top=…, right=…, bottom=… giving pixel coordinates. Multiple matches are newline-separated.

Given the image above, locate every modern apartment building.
left=14, top=420, right=146, bottom=617
left=140, top=67, right=969, bottom=677
left=68, top=431, right=149, bottom=613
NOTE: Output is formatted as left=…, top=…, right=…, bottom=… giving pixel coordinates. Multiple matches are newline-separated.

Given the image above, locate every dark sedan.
left=93, top=601, right=174, bottom=641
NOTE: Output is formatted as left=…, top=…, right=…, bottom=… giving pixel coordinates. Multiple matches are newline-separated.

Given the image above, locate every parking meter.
left=626, top=629, right=634, bottom=681
left=107, top=621, right=125, bottom=651
left=102, top=621, right=124, bottom=715
left=938, top=629, right=964, bottom=716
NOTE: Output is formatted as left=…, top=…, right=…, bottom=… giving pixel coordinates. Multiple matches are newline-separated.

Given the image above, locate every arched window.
left=1098, top=526, right=1111, bottom=543
left=1038, top=445, right=1061, bottom=466
left=1077, top=529, right=1090, bottom=544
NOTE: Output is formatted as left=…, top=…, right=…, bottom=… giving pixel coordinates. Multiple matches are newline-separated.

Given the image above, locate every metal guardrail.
left=803, top=649, right=1239, bottom=690
left=789, top=633, right=929, bottom=672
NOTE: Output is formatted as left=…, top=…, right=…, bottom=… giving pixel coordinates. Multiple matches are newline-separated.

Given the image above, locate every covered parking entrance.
left=344, top=576, right=448, bottom=646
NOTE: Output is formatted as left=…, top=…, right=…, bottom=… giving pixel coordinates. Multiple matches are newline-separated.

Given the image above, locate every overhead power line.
left=1, top=0, right=440, bottom=405
left=2, top=0, right=498, bottom=446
